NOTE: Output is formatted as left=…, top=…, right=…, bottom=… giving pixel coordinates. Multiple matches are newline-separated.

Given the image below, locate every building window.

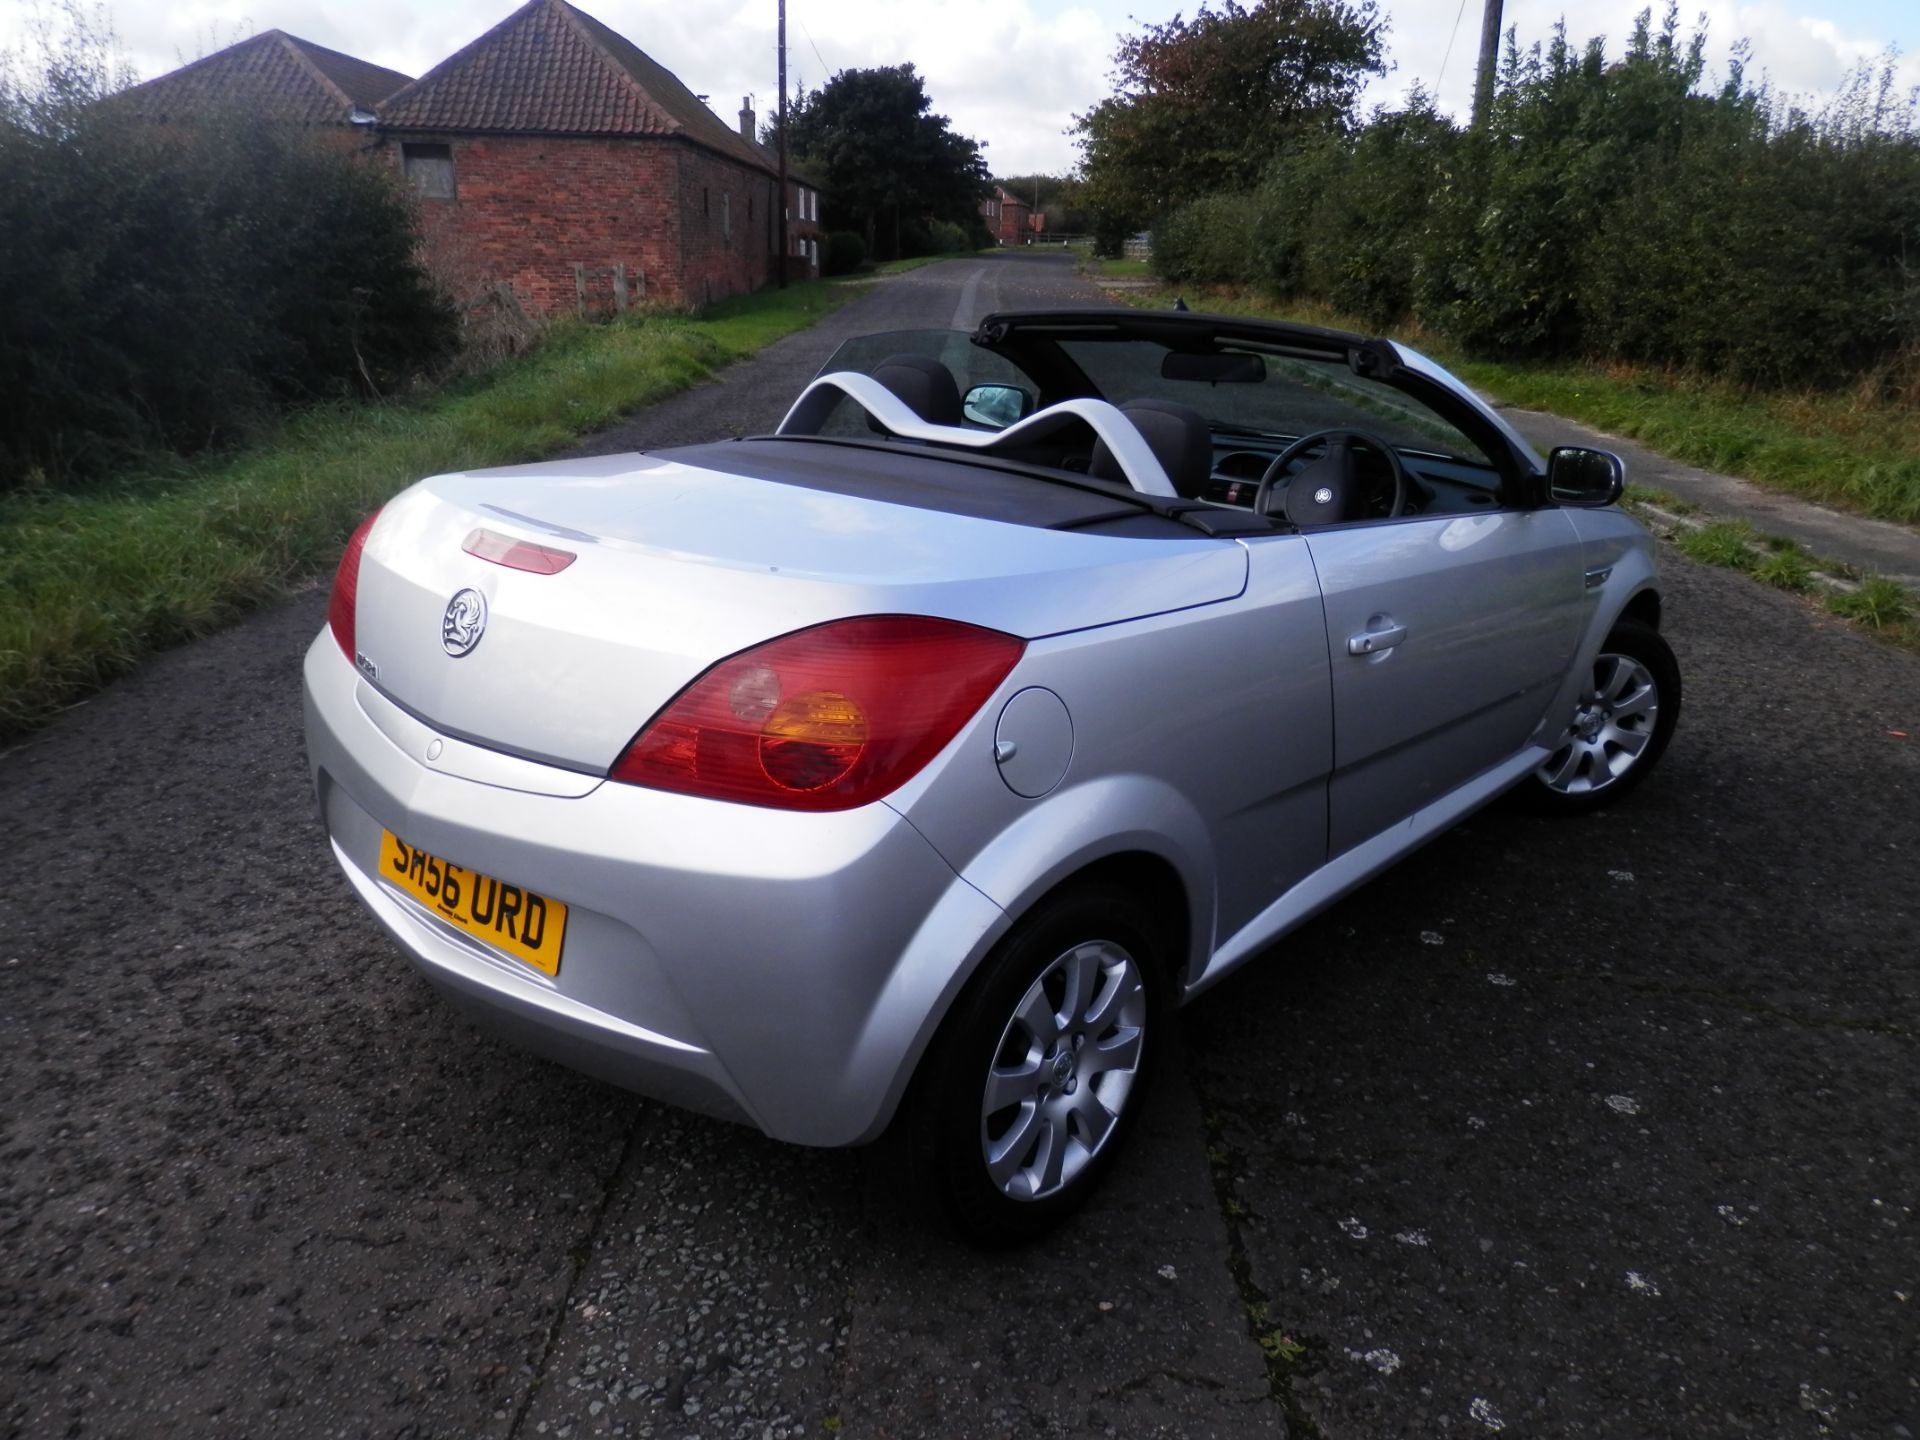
left=402, top=142, right=454, bottom=200
left=722, top=191, right=731, bottom=241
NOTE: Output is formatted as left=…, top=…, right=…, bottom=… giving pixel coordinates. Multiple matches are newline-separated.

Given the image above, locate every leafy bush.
left=824, top=230, right=868, bottom=275
left=1152, top=192, right=1274, bottom=287
left=899, top=216, right=974, bottom=257
left=1293, top=101, right=1455, bottom=326
left=1133, top=4, right=1920, bottom=389
left=0, top=22, right=454, bottom=490
left=1581, top=55, right=1920, bottom=384
left=926, top=218, right=973, bottom=254
left=1089, top=208, right=1133, bottom=258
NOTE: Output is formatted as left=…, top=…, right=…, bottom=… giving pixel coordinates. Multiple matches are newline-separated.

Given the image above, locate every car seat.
left=1088, top=398, right=1211, bottom=498
left=869, top=354, right=963, bottom=428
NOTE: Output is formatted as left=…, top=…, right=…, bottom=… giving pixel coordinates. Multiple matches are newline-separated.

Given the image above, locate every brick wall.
left=394, top=132, right=779, bottom=315
left=673, top=147, right=781, bottom=307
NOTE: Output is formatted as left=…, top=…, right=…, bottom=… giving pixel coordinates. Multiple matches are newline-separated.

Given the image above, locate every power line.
left=796, top=11, right=828, bottom=78
left=1435, top=0, right=1470, bottom=95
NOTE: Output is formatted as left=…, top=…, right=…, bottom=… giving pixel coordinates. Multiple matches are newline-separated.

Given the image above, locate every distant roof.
left=379, top=0, right=775, bottom=175
left=114, top=30, right=412, bottom=123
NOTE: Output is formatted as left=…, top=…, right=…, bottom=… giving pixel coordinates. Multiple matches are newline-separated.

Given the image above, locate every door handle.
left=1347, top=622, right=1408, bottom=656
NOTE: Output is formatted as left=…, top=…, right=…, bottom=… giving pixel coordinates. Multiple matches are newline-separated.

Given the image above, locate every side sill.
left=1186, top=744, right=1551, bottom=997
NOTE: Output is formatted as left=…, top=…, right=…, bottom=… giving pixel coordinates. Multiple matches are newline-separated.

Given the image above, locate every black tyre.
left=906, top=883, right=1164, bottom=1247
left=1523, top=617, right=1681, bottom=814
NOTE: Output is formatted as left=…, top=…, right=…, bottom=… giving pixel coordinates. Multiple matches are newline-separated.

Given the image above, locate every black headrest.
left=869, top=354, right=963, bottom=428
left=1089, top=398, right=1212, bottom=497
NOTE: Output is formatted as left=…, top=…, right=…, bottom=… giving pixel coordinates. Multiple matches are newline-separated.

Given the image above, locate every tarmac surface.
left=3, top=254, right=1916, bottom=1439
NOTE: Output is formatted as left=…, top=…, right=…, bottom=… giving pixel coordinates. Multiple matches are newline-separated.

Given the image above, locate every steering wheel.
left=1251, top=428, right=1410, bottom=526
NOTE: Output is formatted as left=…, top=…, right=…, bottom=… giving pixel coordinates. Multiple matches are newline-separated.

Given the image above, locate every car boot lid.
left=349, top=452, right=1247, bottom=773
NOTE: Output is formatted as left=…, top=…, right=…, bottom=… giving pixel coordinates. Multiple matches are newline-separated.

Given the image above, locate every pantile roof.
left=114, top=30, right=411, bottom=123
left=292, top=37, right=418, bottom=109
left=379, top=0, right=776, bottom=176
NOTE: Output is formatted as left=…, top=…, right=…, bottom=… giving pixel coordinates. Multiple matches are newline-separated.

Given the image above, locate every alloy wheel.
left=1537, top=651, right=1660, bottom=796
left=979, top=939, right=1147, bottom=1201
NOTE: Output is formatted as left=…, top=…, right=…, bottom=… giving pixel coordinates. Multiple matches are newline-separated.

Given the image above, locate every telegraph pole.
left=1472, top=0, right=1503, bottom=131
left=777, top=0, right=788, bottom=289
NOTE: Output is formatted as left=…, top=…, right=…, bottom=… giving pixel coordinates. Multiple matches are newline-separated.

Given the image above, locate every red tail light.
left=328, top=509, right=382, bottom=663
left=610, top=616, right=1025, bottom=812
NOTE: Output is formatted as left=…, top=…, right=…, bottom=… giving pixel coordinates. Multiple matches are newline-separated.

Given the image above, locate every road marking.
left=950, top=266, right=989, bottom=330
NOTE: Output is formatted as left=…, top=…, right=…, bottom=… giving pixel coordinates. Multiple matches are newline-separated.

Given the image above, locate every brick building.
left=119, top=0, right=825, bottom=314
left=380, top=0, right=812, bottom=312
left=980, top=185, right=1041, bottom=245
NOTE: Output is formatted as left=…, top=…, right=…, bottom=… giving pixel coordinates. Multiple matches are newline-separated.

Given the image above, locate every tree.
left=783, top=65, right=990, bottom=260
left=993, top=173, right=1092, bottom=233
left=1074, top=0, right=1387, bottom=242
left=0, top=3, right=452, bottom=485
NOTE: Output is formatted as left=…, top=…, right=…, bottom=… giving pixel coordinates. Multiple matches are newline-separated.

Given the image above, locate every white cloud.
left=583, top=0, right=1118, bottom=173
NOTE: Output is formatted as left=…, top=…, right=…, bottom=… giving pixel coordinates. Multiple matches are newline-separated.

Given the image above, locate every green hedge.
left=824, top=230, right=868, bottom=275
left=1, top=55, right=453, bottom=491
left=1152, top=9, right=1920, bottom=389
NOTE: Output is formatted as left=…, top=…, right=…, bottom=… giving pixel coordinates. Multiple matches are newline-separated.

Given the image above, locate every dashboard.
left=1199, top=439, right=1506, bottom=517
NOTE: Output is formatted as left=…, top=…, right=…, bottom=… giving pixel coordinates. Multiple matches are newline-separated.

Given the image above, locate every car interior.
left=795, top=313, right=1530, bottom=531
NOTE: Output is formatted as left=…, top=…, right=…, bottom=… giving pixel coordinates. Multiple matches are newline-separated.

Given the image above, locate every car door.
left=1307, top=507, right=1587, bottom=856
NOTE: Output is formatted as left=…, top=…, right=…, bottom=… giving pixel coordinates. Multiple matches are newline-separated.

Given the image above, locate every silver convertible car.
left=304, top=308, right=1679, bottom=1244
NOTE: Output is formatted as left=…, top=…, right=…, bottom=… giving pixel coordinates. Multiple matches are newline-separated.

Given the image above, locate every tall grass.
left=1458, top=357, right=1920, bottom=527
left=0, top=285, right=855, bottom=741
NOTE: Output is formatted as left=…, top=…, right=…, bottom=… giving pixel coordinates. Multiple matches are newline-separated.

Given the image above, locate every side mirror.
left=962, top=383, right=1031, bottom=430
left=1547, top=446, right=1625, bottom=507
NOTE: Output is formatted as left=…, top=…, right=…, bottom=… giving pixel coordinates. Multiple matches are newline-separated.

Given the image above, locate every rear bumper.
left=301, top=632, right=1006, bottom=1145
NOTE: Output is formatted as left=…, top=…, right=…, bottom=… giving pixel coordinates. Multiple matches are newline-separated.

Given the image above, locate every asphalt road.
left=3, top=254, right=1916, bottom=1440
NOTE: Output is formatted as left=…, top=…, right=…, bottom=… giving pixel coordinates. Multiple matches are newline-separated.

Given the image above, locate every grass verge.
left=1622, top=489, right=1920, bottom=654
left=0, top=281, right=858, bottom=743
left=1079, top=255, right=1152, bottom=280
left=1102, top=284, right=1920, bottom=527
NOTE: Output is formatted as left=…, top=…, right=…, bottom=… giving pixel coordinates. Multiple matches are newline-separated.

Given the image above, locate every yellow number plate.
left=378, top=831, right=568, bottom=977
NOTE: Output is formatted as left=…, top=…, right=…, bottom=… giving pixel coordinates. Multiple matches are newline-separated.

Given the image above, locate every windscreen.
left=1057, top=338, right=1491, bottom=465
left=818, top=330, right=1040, bottom=394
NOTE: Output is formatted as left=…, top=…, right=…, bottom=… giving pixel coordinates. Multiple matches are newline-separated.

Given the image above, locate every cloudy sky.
left=7, top=0, right=1916, bottom=174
